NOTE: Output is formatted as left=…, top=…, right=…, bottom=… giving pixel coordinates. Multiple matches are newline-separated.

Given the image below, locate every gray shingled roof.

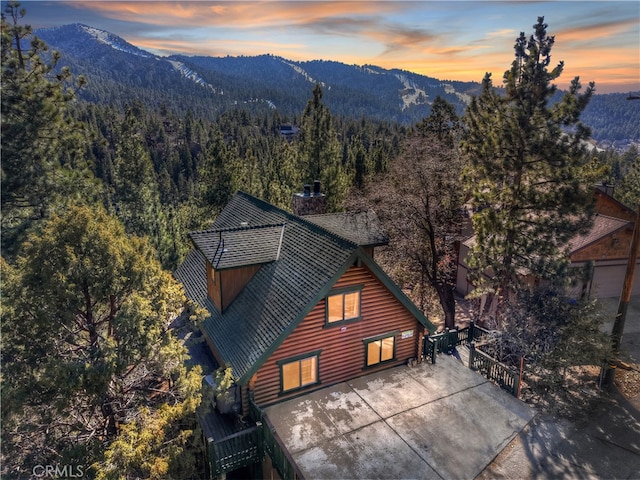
left=304, top=211, right=388, bottom=247
left=175, top=248, right=208, bottom=305
left=189, top=224, right=285, bottom=270
left=175, top=192, right=432, bottom=384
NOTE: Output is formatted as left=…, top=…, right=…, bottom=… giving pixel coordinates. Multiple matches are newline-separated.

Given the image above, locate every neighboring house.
left=175, top=187, right=436, bottom=477
left=456, top=187, right=640, bottom=299
left=279, top=124, right=300, bottom=139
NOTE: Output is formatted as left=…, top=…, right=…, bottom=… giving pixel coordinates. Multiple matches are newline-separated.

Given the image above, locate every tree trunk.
left=436, top=282, right=456, bottom=329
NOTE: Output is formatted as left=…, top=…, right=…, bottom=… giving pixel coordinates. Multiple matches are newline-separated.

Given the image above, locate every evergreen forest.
left=2, top=4, right=639, bottom=479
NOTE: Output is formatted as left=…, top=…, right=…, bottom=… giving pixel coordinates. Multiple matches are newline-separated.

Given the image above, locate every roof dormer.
left=189, top=223, right=285, bottom=312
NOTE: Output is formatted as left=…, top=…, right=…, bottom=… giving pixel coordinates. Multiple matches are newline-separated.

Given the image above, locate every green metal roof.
left=175, top=192, right=434, bottom=384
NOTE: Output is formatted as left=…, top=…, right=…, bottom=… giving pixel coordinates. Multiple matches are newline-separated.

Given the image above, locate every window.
left=278, top=351, right=321, bottom=393
left=364, top=333, right=396, bottom=367
left=326, top=287, right=362, bottom=324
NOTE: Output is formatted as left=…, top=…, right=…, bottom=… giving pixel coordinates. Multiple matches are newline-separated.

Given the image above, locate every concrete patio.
left=264, top=355, right=535, bottom=479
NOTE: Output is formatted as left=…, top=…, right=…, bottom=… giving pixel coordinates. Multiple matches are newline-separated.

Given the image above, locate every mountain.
left=35, top=23, right=639, bottom=144
left=32, top=24, right=479, bottom=123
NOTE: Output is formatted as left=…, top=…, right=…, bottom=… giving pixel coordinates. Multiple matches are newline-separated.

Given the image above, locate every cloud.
left=485, top=28, right=516, bottom=39
left=40, top=1, right=638, bottom=93
left=64, top=1, right=400, bottom=29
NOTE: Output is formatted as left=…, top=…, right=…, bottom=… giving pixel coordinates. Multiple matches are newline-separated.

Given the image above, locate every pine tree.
left=200, top=125, right=237, bottom=210
left=462, top=17, right=596, bottom=320
left=112, top=104, right=172, bottom=266
left=419, top=96, right=462, bottom=146
left=1, top=1, right=93, bottom=257
left=350, top=136, right=369, bottom=189
left=259, top=138, right=302, bottom=210
left=616, top=145, right=640, bottom=209
left=298, top=84, right=349, bottom=211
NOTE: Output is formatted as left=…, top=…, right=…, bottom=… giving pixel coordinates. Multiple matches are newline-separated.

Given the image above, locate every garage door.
left=591, top=261, right=640, bottom=298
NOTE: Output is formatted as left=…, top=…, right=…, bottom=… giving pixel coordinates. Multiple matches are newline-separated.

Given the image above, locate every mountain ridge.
left=34, top=23, right=639, bottom=145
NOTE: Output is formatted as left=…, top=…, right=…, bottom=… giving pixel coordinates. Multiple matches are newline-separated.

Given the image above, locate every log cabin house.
left=175, top=186, right=436, bottom=478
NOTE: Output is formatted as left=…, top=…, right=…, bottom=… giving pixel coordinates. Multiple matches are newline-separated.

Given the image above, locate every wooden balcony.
left=198, top=396, right=304, bottom=479
left=198, top=404, right=262, bottom=477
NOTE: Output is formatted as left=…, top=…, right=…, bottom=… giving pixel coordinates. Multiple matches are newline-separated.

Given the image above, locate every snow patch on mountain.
left=394, top=73, right=429, bottom=110
left=444, top=83, right=471, bottom=104
left=363, top=66, right=384, bottom=75
left=166, top=60, right=223, bottom=94
left=166, top=60, right=278, bottom=107
left=80, top=25, right=154, bottom=58
left=279, top=59, right=328, bottom=89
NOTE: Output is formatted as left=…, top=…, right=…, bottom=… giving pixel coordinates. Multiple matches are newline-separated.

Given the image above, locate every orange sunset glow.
left=24, top=1, right=640, bottom=93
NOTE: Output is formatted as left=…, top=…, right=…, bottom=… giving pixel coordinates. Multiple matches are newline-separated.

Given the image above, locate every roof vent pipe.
left=313, top=180, right=321, bottom=196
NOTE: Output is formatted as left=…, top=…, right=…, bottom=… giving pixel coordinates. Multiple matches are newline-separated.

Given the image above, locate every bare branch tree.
left=351, top=110, right=466, bottom=328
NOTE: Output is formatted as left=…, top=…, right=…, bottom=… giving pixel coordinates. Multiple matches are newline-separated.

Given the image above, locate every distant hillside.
left=35, top=23, right=639, bottom=144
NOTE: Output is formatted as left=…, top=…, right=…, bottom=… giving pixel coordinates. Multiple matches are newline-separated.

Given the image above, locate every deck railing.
left=249, top=394, right=305, bottom=480
left=468, top=322, right=492, bottom=343
left=424, top=328, right=458, bottom=363
left=262, top=415, right=304, bottom=480
left=207, top=423, right=262, bottom=476
left=469, top=344, right=521, bottom=397
left=423, top=323, right=521, bottom=398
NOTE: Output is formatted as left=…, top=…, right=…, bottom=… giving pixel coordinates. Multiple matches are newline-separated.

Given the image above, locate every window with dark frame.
left=364, top=334, right=396, bottom=367
left=278, top=351, right=321, bottom=393
left=326, top=287, right=362, bottom=324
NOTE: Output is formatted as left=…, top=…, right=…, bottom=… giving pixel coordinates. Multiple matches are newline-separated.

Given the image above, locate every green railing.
left=469, top=344, right=521, bottom=397
left=249, top=392, right=263, bottom=423
left=207, top=423, right=262, bottom=476
left=424, top=325, right=480, bottom=363
left=468, top=322, right=491, bottom=343
left=422, top=323, right=521, bottom=398
left=249, top=394, right=305, bottom=480
left=424, top=329, right=457, bottom=363
left=262, top=416, right=304, bottom=480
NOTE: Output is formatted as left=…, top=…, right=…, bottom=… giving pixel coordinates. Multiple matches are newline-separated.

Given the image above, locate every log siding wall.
left=252, top=264, right=424, bottom=406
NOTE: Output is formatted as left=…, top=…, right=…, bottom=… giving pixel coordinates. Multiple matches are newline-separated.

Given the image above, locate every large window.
left=326, top=287, right=362, bottom=324
left=278, top=351, right=321, bottom=393
left=364, top=333, right=396, bottom=367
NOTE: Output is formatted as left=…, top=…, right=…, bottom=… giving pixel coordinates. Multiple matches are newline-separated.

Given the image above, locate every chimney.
left=292, top=180, right=327, bottom=216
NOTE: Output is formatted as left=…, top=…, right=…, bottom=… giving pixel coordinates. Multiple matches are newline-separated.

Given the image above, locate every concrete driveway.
left=264, top=355, right=534, bottom=480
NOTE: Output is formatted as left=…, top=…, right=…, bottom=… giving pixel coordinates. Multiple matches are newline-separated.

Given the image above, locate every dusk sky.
left=17, top=1, right=640, bottom=93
